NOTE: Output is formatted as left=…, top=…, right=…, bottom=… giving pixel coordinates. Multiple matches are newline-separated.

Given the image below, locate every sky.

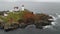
left=0, top=0, right=60, bottom=2
left=0, top=0, right=60, bottom=14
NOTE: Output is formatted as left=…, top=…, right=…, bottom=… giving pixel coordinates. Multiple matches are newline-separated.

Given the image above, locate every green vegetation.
left=0, top=11, right=22, bottom=23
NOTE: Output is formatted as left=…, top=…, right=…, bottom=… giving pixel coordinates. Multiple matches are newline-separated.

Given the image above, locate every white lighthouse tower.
left=21, top=5, right=24, bottom=11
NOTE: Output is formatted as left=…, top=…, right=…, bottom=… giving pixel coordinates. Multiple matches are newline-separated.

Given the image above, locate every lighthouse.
left=21, top=5, right=24, bottom=11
